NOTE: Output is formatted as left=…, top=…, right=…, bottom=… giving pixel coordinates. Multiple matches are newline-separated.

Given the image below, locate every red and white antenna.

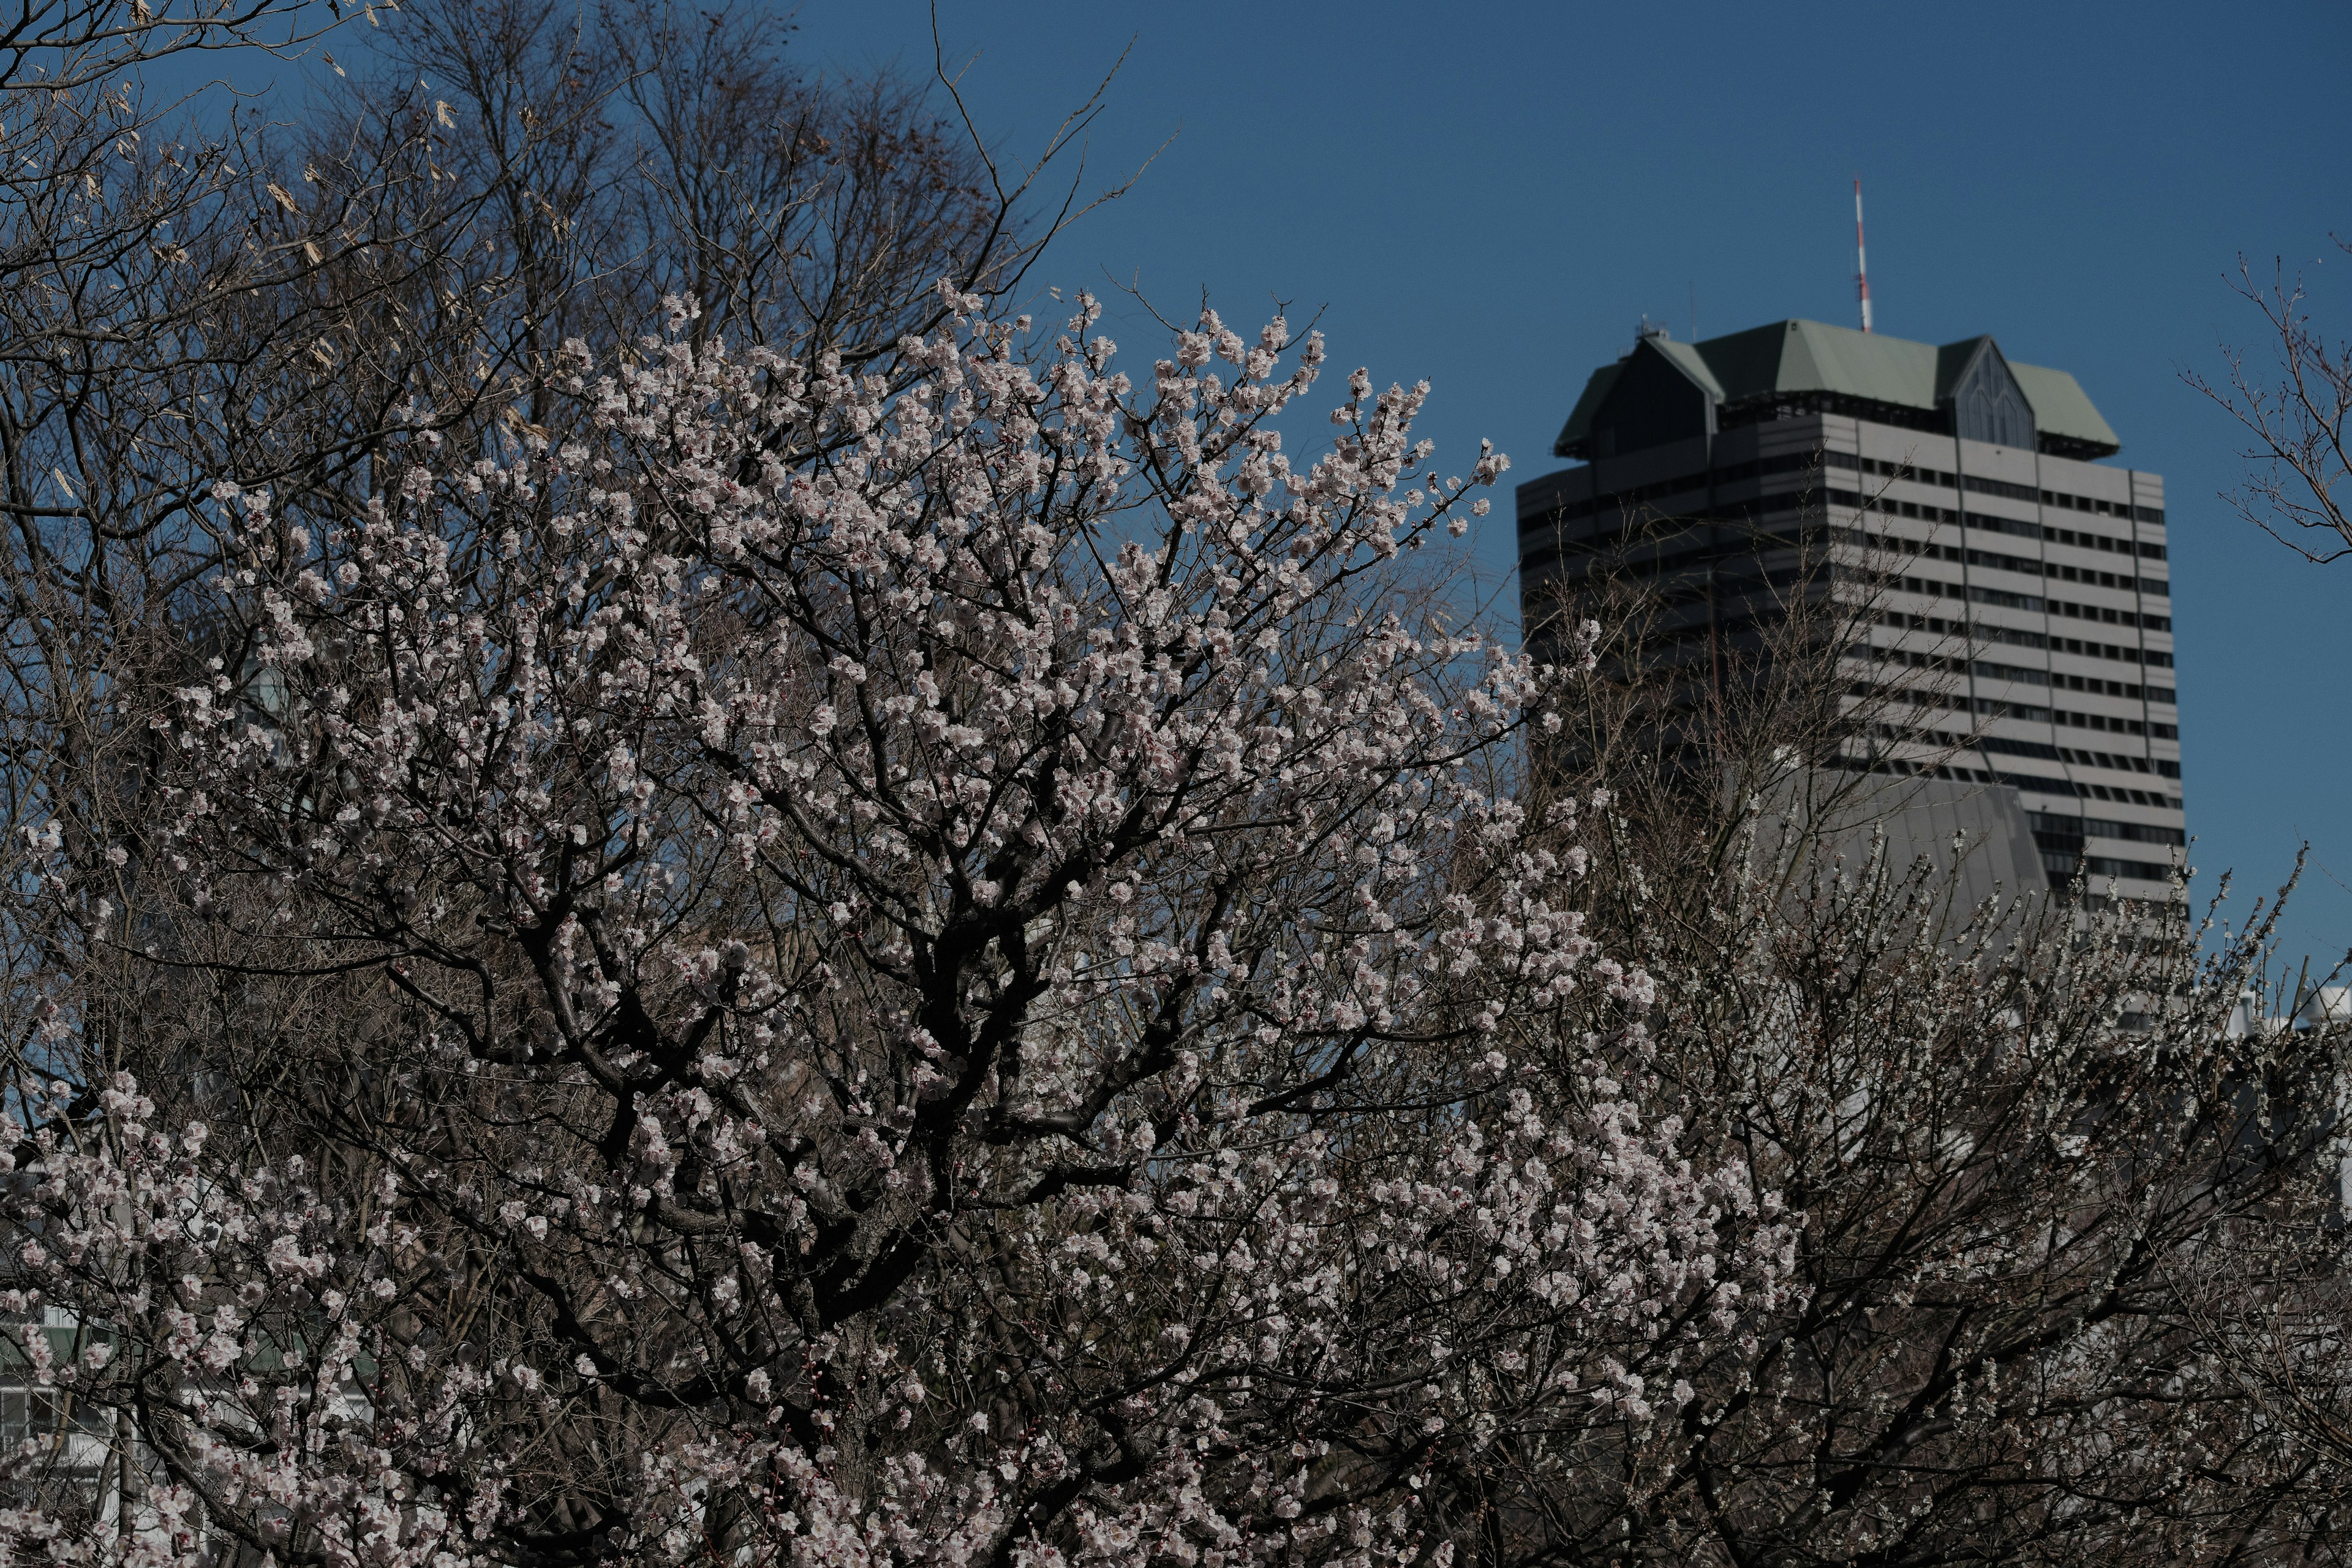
left=1853, top=176, right=1873, bottom=333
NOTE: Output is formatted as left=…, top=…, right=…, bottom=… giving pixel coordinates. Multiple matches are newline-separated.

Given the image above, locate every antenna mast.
left=1853, top=177, right=1873, bottom=333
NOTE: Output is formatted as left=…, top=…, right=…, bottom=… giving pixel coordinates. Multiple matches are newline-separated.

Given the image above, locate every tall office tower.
left=1516, top=318, right=2184, bottom=901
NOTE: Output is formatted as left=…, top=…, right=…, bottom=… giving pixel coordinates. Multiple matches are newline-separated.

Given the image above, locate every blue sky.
left=783, top=0, right=2352, bottom=970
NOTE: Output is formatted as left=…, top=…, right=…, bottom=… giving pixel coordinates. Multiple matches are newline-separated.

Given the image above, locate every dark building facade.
left=1517, top=318, right=2183, bottom=900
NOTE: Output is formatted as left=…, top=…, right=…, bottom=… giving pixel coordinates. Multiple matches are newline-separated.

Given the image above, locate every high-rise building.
left=1515, top=318, right=2184, bottom=900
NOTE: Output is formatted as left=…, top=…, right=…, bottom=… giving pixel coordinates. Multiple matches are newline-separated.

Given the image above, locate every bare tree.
left=2188, top=242, right=2352, bottom=560
left=2168, top=232, right=2352, bottom=1555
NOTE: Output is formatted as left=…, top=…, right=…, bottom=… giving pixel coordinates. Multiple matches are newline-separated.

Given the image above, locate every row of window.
left=1706, top=450, right=1825, bottom=487
left=2045, top=525, right=2154, bottom=557
left=2087, top=786, right=2176, bottom=807
left=2060, top=635, right=2168, bottom=666
left=2014, top=551, right=2162, bottom=596
left=2051, top=595, right=2169, bottom=631
left=1528, top=460, right=2160, bottom=561
left=1844, top=752, right=2178, bottom=810
left=1963, top=583, right=2043, bottom=611
left=1826, top=491, right=2166, bottom=557
left=0, top=1387, right=107, bottom=1442
left=1845, top=529, right=2168, bottom=595
left=1985, top=769, right=2173, bottom=815
left=2027, top=810, right=2186, bottom=847
left=1961, top=694, right=2184, bottom=747
left=1984, top=734, right=2180, bottom=780
left=1985, top=658, right=2163, bottom=700
left=1516, top=505, right=1806, bottom=578
left=1928, top=617, right=2045, bottom=651
left=2061, top=746, right=2153, bottom=773
left=1839, top=454, right=2162, bottom=524
left=2057, top=707, right=2179, bottom=738
left=2028, top=809, right=2179, bottom=878
left=1525, top=450, right=1822, bottom=524
left=1885, top=574, right=2173, bottom=631
left=1866, top=645, right=2177, bottom=709
left=1972, top=733, right=2060, bottom=761
left=2053, top=559, right=2163, bottom=594
left=1858, top=686, right=2187, bottom=754
left=2059, top=670, right=2173, bottom=701
left=2040, top=851, right=2176, bottom=883
left=1971, top=658, right=2177, bottom=707
left=1863, top=649, right=2173, bottom=710
left=1901, top=733, right=2184, bottom=807
left=1875, top=612, right=2173, bottom=668
left=1909, top=650, right=2182, bottom=706
left=1850, top=497, right=2167, bottom=559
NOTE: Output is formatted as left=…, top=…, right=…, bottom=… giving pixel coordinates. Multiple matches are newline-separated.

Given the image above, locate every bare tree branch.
left=2188, top=243, right=2352, bottom=561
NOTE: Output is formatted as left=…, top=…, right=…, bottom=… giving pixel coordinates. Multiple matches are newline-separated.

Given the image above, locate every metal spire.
left=1854, top=178, right=1873, bottom=333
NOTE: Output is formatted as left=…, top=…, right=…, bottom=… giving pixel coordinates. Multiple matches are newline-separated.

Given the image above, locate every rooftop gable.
left=1552, top=319, right=2119, bottom=459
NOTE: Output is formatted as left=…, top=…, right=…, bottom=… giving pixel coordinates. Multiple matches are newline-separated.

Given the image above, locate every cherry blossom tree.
left=0, top=16, right=2345, bottom=1568
left=4, top=290, right=1803, bottom=1568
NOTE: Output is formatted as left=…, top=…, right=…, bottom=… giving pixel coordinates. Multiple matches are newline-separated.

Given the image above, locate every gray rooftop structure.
left=1555, top=318, right=2120, bottom=464
left=1752, top=770, right=2053, bottom=918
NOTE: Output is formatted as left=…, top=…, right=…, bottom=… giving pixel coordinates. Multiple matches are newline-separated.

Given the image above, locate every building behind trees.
left=1516, top=317, right=2185, bottom=903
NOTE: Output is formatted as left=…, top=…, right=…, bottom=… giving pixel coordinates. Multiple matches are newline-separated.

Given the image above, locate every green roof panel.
left=1552, top=362, right=1621, bottom=457
left=1551, top=319, right=2120, bottom=459
left=1651, top=337, right=1727, bottom=398
left=2007, top=361, right=2119, bottom=453
left=1773, top=320, right=1940, bottom=406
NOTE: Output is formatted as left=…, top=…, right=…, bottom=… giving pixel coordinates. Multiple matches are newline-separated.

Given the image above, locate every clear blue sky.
left=328, top=1, right=2352, bottom=967
left=786, top=0, right=2352, bottom=970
